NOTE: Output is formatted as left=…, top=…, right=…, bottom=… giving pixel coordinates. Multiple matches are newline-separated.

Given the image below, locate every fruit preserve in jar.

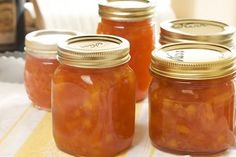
left=52, top=35, right=136, bottom=157
left=97, top=0, right=156, bottom=101
left=159, top=19, right=236, bottom=136
left=149, top=43, right=236, bottom=155
left=24, top=29, right=77, bottom=110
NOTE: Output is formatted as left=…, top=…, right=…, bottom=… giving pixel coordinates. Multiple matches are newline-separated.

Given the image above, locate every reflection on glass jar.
left=149, top=43, right=236, bottom=155
left=97, top=0, right=156, bottom=102
left=52, top=35, right=136, bottom=157
left=24, top=29, right=77, bottom=110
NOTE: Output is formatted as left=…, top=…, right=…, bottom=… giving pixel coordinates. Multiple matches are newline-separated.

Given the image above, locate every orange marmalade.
left=149, top=43, right=236, bottom=155
left=52, top=35, right=136, bottom=157
left=24, top=30, right=77, bottom=110
left=97, top=0, right=155, bottom=101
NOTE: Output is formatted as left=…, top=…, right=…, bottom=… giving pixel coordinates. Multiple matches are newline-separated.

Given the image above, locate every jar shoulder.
left=25, top=53, right=58, bottom=64
left=97, top=20, right=155, bottom=34
left=149, top=76, right=235, bottom=101
left=53, top=64, right=135, bottom=86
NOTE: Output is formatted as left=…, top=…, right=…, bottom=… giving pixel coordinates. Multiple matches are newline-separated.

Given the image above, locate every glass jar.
left=0, top=0, right=25, bottom=52
left=149, top=43, right=236, bottom=155
left=159, top=19, right=236, bottom=47
left=52, top=35, right=136, bottom=157
left=159, top=19, right=236, bottom=135
left=24, top=29, right=78, bottom=110
left=97, top=0, right=156, bottom=102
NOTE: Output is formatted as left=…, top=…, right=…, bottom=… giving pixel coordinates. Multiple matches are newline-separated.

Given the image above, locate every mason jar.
left=97, top=0, right=156, bottom=102
left=24, top=29, right=78, bottom=110
left=159, top=19, right=235, bottom=47
left=52, top=35, right=136, bottom=157
left=149, top=43, right=236, bottom=155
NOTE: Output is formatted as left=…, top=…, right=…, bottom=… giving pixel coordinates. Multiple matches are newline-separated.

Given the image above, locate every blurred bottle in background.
left=30, top=0, right=175, bottom=34
left=171, top=0, right=236, bottom=27
left=171, top=0, right=195, bottom=18
left=0, top=0, right=25, bottom=52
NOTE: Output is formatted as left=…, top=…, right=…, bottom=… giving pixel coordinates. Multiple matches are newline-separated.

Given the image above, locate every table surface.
left=1, top=82, right=236, bottom=157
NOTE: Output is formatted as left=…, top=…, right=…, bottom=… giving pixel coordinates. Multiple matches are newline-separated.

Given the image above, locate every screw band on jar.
left=98, top=0, right=155, bottom=22
left=57, top=34, right=131, bottom=68
left=150, top=42, right=236, bottom=80
left=159, top=19, right=236, bottom=46
left=25, top=29, right=79, bottom=58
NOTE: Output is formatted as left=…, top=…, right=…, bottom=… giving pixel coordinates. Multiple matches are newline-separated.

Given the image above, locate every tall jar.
left=149, top=43, right=236, bottom=155
left=159, top=19, right=236, bottom=47
left=52, top=35, right=136, bottom=157
left=24, top=29, right=78, bottom=110
left=97, top=0, right=156, bottom=102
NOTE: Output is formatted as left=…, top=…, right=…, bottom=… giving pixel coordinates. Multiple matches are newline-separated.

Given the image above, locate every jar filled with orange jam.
left=52, top=35, right=136, bottom=157
left=149, top=43, right=236, bottom=155
left=24, top=30, right=77, bottom=110
left=97, top=0, right=156, bottom=102
left=159, top=19, right=236, bottom=47
left=159, top=19, right=236, bottom=135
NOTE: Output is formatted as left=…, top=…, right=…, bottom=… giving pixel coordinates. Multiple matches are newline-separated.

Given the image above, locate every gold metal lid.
left=25, top=29, right=78, bottom=57
left=160, top=19, right=236, bottom=46
left=57, top=34, right=130, bottom=68
left=98, top=0, right=155, bottom=21
left=150, top=42, right=236, bottom=80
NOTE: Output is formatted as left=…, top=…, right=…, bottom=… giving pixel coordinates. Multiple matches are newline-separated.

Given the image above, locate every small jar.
left=149, top=43, right=236, bottom=155
left=24, top=29, right=78, bottom=110
left=52, top=35, right=136, bottom=157
left=97, top=0, right=156, bottom=101
left=159, top=19, right=236, bottom=47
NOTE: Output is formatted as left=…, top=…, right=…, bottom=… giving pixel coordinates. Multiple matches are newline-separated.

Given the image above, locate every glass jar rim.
left=98, top=0, right=155, bottom=22
left=159, top=19, right=236, bottom=46
left=150, top=42, right=236, bottom=80
left=25, top=29, right=79, bottom=54
left=57, top=34, right=131, bottom=68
